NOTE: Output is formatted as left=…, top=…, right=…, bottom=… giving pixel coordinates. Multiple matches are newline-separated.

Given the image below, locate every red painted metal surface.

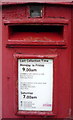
left=4, top=18, right=69, bottom=24
left=0, top=4, right=2, bottom=120
left=1, top=2, right=72, bottom=119
left=71, top=6, right=73, bottom=118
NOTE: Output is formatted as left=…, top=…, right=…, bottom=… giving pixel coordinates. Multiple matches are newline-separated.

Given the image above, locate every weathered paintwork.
left=1, top=1, right=73, bottom=119
left=71, top=5, right=73, bottom=119
left=0, top=3, right=2, bottom=120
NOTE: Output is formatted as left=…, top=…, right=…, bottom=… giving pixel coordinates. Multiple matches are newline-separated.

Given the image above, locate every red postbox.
left=1, top=0, right=73, bottom=119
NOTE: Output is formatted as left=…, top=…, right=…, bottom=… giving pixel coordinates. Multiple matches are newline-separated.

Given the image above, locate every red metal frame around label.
left=14, top=54, right=58, bottom=116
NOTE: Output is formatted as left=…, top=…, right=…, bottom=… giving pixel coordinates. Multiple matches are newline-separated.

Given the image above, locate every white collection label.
left=18, top=59, right=53, bottom=111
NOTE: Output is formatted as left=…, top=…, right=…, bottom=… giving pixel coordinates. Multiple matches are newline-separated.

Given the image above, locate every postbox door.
left=2, top=21, right=71, bottom=118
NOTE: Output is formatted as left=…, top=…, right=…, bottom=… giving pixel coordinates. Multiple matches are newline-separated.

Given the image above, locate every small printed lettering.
left=26, top=95, right=37, bottom=99
left=26, top=68, right=37, bottom=72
